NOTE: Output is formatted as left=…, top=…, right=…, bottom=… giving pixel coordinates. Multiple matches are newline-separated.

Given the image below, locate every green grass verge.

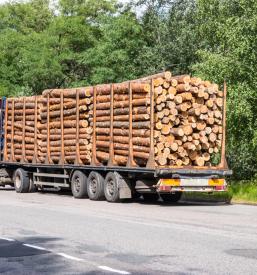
left=229, top=180, right=257, bottom=204
left=181, top=180, right=257, bottom=204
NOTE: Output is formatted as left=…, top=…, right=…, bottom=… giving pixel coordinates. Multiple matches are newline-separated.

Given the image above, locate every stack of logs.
left=39, top=88, right=93, bottom=164
left=153, top=73, right=223, bottom=166
left=94, top=82, right=151, bottom=166
left=6, top=96, right=38, bottom=162
left=4, top=71, right=224, bottom=167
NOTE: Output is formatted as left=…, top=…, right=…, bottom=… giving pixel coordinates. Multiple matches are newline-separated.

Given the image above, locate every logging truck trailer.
left=0, top=75, right=232, bottom=203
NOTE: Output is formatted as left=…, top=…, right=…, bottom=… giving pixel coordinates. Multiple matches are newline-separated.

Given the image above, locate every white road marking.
left=0, top=237, right=15, bottom=242
left=56, top=252, right=85, bottom=262
left=1, top=236, right=130, bottom=274
left=23, top=244, right=48, bottom=251
left=98, top=266, right=131, bottom=274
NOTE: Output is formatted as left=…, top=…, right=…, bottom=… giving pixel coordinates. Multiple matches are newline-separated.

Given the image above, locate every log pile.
left=4, top=71, right=224, bottom=167
left=38, top=88, right=94, bottom=164
left=6, top=96, right=38, bottom=162
left=94, top=83, right=151, bottom=166
left=153, top=74, right=223, bottom=166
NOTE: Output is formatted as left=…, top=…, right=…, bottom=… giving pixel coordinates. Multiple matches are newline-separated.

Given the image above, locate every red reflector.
left=215, top=185, right=224, bottom=191
left=159, top=186, right=171, bottom=192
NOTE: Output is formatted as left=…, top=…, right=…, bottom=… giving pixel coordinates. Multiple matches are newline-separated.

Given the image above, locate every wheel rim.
left=15, top=174, right=21, bottom=189
left=89, top=177, right=97, bottom=194
left=106, top=179, right=115, bottom=197
left=74, top=176, right=81, bottom=193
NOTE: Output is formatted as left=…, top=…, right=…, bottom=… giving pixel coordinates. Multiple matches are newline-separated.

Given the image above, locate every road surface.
left=0, top=187, right=256, bottom=274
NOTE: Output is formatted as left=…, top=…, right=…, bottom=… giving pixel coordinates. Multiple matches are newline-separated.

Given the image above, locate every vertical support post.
left=33, top=96, right=38, bottom=163
left=45, top=94, right=52, bottom=164
left=219, top=81, right=227, bottom=168
left=0, top=98, right=3, bottom=162
left=10, top=99, right=15, bottom=162
left=108, top=84, right=116, bottom=166
left=59, top=92, right=65, bottom=165
left=146, top=79, right=155, bottom=168
left=127, top=82, right=137, bottom=167
left=3, top=98, right=8, bottom=161
left=91, top=86, right=101, bottom=166
left=75, top=89, right=82, bottom=165
left=21, top=97, right=26, bottom=163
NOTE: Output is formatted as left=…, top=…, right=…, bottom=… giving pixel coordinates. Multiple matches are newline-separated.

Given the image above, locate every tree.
left=193, top=0, right=257, bottom=179
left=136, top=0, right=198, bottom=75
left=82, top=11, right=145, bottom=84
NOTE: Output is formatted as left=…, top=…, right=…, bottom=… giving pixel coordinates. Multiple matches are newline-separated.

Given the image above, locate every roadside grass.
left=229, top=180, right=257, bottom=204
left=182, top=179, right=257, bottom=204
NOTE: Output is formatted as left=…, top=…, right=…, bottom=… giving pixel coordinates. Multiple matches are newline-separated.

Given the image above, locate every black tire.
left=104, top=172, right=120, bottom=202
left=71, top=170, right=88, bottom=199
left=160, top=192, right=182, bottom=203
left=13, top=168, right=30, bottom=193
left=143, top=193, right=159, bottom=202
left=87, top=171, right=105, bottom=201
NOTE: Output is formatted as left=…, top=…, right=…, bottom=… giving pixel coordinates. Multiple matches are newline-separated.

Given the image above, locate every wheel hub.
left=106, top=179, right=115, bottom=197
left=74, top=176, right=81, bottom=192
left=15, top=175, right=21, bottom=189
left=90, top=178, right=97, bottom=194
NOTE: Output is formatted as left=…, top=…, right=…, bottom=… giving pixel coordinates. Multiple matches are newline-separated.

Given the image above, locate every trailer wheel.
left=71, top=171, right=88, bottom=199
left=160, top=192, right=182, bottom=203
left=13, top=168, right=30, bottom=193
left=87, top=172, right=105, bottom=201
left=104, top=172, right=120, bottom=202
left=143, top=193, right=159, bottom=202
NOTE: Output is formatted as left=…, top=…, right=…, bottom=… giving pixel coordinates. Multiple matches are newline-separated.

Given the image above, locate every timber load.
left=4, top=71, right=225, bottom=168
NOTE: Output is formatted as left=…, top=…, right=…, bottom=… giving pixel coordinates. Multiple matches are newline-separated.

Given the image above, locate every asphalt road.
left=0, top=188, right=256, bottom=275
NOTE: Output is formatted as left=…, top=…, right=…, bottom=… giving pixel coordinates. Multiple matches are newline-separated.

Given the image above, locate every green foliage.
left=136, top=0, right=198, bottom=75
left=82, top=11, right=145, bottom=84
left=193, top=0, right=257, bottom=179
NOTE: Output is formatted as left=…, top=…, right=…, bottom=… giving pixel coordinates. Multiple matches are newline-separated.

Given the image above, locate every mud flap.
left=118, top=176, right=132, bottom=199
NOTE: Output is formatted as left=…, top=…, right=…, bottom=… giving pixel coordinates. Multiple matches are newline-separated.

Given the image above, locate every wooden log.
left=161, top=124, right=171, bottom=135
left=170, top=128, right=184, bottom=137
left=97, top=135, right=150, bottom=146
left=6, top=135, right=34, bottom=143
left=96, top=151, right=127, bottom=165
left=95, top=121, right=150, bottom=129
left=176, top=83, right=191, bottom=93
left=96, top=128, right=150, bottom=138
left=114, top=150, right=149, bottom=160
left=39, top=145, right=89, bottom=153
left=125, top=71, right=172, bottom=83
left=37, top=120, right=89, bottom=130
left=96, top=98, right=150, bottom=110
left=195, top=157, right=205, bottom=166
left=42, top=87, right=93, bottom=98
left=96, top=113, right=150, bottom=122
left=96, top=106, right=150, bottom=117
left=39, top=139, right=90, bottom=147
left=96, top=141, right=149, bottom=153
left=172, top=75, right=191, bottom=84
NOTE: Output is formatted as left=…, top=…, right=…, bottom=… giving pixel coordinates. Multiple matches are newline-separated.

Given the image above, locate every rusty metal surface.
left=146, top=79, right=155, bottom=169
left=3, top=98, right=8, bottom=162
left=127, top=81, right=136, bottom=167
left=21, top=97, right=26, bottom=163
left=91, top=86, right=100, bottom=165
left=75, top=89, right=82, bottom=165
left=10, top=99, right=15, bottom=162
left=32, top=96, right=38, bottom=163
left=108, top=84, right=115, bottom=166
left=219, top=81, right=227, bottom=169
